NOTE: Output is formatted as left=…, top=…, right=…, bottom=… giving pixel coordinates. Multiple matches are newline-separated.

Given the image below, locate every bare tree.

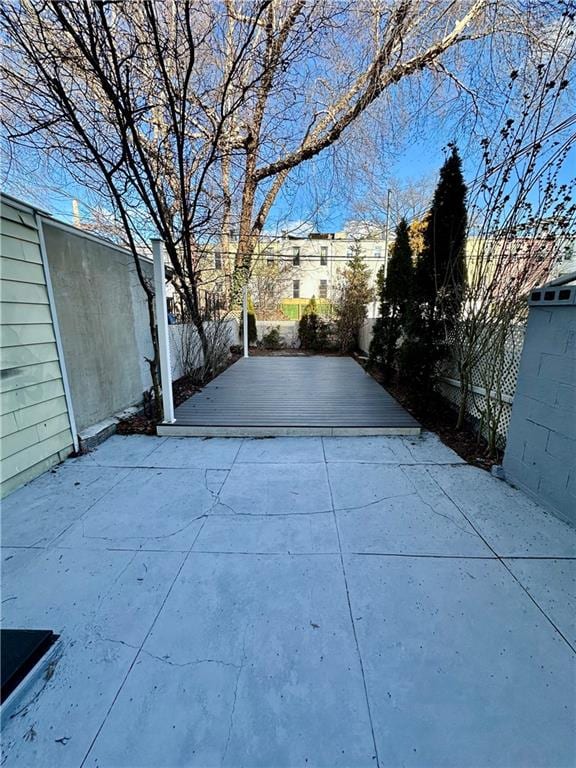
left=448, top=16, right=576, bottom=453
left=217, top=0, right=492, bottom=289
left=1, top=0, right=271, bottom=409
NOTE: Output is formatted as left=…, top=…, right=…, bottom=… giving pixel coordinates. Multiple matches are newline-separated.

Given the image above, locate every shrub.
left=334, top=247, right=373, bottom=353
left=261, top=326, right=283, bottom=349
left=298, top=297, right=330, bottom=351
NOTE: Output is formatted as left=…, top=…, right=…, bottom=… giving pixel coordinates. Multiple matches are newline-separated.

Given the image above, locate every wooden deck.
left=157, top=356, right=420, bottom=436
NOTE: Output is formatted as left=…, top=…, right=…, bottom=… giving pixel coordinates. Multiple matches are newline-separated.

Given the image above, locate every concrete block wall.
left=43, top=222, right=154, bottom=432
left=169, top=320, right=239, bottom=380
left=359, top=319, right=377, bottom=355
left=256, top=320, right=299, bottom=348
left=504, top=304, right=576, bottom=526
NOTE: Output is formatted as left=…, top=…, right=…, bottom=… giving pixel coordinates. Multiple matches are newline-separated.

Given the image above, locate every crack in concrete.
left=334, top=491, right=415, bottom=514
left=221, top=628, right=248, bottom=766
left=141, top=649, right=241, bottom=670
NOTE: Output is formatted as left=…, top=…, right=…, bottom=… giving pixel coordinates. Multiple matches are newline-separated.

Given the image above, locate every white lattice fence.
left=437, top=325, right=525, bottom=448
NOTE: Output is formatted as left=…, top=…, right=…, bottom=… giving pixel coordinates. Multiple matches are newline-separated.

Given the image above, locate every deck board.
left=159, top=356, right=420, bottom=436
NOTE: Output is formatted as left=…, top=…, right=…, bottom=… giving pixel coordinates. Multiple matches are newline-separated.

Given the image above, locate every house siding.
left=0, top=199, right=74, bottom=498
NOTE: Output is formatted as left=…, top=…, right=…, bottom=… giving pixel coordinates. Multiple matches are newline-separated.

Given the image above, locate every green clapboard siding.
left=0, top=342, right=60, bottom=370
left=0, top=302, right=53, bottom=325
left=0, top=395, right=69, bottom=437
left=0, top=235, right=43, bottom=264
left=0, top=323, right=56, bottom=348
left=1, top=279, right=51, bottom=305
left=0, top=378, right=65, bottom=416
left=0, top=257, right=46, bottom=285
left=0, top=198, right=73, bottom=497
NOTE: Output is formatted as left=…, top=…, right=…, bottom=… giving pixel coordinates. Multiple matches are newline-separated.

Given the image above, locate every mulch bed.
left=116, top=351, right=242, bottom=435
left=356, top=355, right=502, bottom=472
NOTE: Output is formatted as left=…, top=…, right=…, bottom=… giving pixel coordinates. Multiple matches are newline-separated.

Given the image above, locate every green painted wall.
left=0, top=199, right=74, bottom=498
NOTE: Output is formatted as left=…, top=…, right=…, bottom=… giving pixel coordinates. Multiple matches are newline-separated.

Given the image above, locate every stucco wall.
left=503, top=302, right=576, bottom=526
left=169, top=320, right=239, bottom=381
left=43, top=223, right=153, bottom=432
left=0, top=199, right=74, bottom=497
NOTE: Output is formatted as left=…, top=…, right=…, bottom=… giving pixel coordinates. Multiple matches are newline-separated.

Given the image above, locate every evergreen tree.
left=370, top=218, right=413, bottom=376
left=415, top=143, right=467, bottom=323
left=403, top=145, right=467, bottom=390
left=335, top=245, right=373, bottom=353
left=298, top=296, right=329, bottom=351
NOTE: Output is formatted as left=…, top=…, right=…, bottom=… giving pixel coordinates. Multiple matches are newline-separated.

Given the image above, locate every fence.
left=358, top=318, right=525, bottom=449
left=437, top=325, right=525, bottom=448
left=169, top=319, right=239, bottom=380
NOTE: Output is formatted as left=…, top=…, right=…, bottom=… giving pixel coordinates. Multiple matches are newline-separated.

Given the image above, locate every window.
left=293, top=280, right=300, bottom=298
left=319, top=279, right=328, bottom=299
left=320, top=246, right=328, bottom=266
left=292, top=247, right=300, bottom=266
left=266, top=250, right=275, bottom=265
left=214, top=251, right=222, bottom=270
left=373, top=249, right=381, bottom=260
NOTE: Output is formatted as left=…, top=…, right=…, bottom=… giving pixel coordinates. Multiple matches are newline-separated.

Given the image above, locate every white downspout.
left=152, top=239, right=175, bottom=423
left=242, top=284, right=249, bottom=358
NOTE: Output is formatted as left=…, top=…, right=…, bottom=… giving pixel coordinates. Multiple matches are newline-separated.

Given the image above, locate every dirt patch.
left=356, top=355, right=503, bottom=472
left=116, top=352, right=242, bottom=435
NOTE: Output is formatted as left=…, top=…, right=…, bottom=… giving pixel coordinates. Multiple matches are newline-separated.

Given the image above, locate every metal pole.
left=383, top=188, right=391, bottom=279
left=242, top=284, right=249, bottom=358
left=152, top=238, right=175, bottom=423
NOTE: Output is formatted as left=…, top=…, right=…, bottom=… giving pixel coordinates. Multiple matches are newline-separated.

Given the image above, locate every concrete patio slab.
left=77, top=433, right=167, bottom=466
left=0, top=636, right=137, bottom=768
left=328, top=462, right=415, bottom=510
left=1, top=433, right=574, bottom=768
left=235, top=436, right=325, bottom=464
left=0, top=464, right=130, bottom=547
left=344, top=554, right=576, bottom=768
left=142, top=436, right=243, bottom=469
left=193, top=512, right=339, bottom=554
left=87, top=553, right=377, bottom=768
left=54, top=468, right=214, bottom=551
left=218, top=462, right=332, bottom=515
left=323, top=432, right=465, bottom=465
left=428, top=464, right=576, bottom=557
left=505, top=557, right=576, bottom=647
left=1, top=547, right=184, bottom=641
left=336, top=466, right=492, bottom=556
left=0, top=549, right=185, bottom=768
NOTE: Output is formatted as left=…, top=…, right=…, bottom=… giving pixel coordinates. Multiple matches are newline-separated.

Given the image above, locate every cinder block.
left=539, top=474, right=574, bottom=525
left=538, top=353, right=574, bottom=386
left=523, top=398, right=575, bottom=435
left=503, top=454, right=541, bottom=494
left=513, top=374, right=559, bottom=406
left=556, top=384, right=576, bottom=412
left=546, top=431, right=576, bottom=462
